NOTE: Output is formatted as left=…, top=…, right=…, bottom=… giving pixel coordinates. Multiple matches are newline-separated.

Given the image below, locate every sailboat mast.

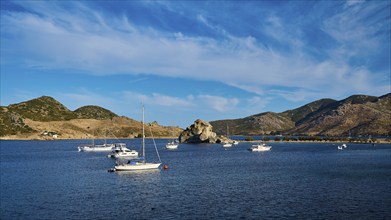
left=142, top=105, right=145, bottom=158
left=92, top=129, right=95, bottom=147
left=104, top=128, right=107, bottom=145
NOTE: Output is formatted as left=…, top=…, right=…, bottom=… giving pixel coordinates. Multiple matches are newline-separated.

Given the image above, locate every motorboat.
left=166, top=141, right=179, bottom=150
left=249, top=143, right=272, bottom=152
left=233, top=140, right=239, bottom=145
left=108, top=143, right=139, bottom=158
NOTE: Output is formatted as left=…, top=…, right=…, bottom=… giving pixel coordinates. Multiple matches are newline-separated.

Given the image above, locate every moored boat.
left=222, top=142, right=233, bottom=148
left=166, top=141, right=179, bottom=149
left=114, top=105, right=161, bottom=171
left=337, top=143, right=347, bottom=150
left=249, top=143, right=272, bottom=152
left=108, top=143, right=138, bottom=158
left=78, top=143, right=114, bottom=152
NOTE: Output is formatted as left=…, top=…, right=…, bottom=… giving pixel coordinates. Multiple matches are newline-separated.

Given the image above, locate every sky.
left=1, top=0, right=390, bottom=128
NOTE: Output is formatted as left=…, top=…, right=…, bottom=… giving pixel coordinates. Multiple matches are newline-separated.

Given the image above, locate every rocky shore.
left=179, top=119, right=231, bottom=144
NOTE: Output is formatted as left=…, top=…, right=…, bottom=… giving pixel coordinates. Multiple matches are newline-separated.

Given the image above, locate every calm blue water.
left=1, top=140, right=390, bottom=219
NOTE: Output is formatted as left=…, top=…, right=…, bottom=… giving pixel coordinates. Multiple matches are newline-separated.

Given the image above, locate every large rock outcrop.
left=179, top=119, right=230, bottom=143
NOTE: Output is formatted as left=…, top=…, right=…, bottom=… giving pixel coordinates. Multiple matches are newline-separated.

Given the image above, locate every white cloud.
left=54, top=89, right=250, bottom=126
left=345, top=0, right=365, bottom=7
left=246, top=96, right=271, bottom=113
left=57, top=89, right=120, bottom=111
left=197, top=95, right=239, bottom=112
left=122, top=91, right=240, bottom=112
left=2, top=1, right=389, bottom=104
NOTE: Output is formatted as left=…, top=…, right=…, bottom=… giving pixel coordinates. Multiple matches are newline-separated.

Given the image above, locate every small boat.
left=166, top=128, right=179, bottom=149
left=233, top=140, right=239, bottom=145
left=114, top=105, right=162, bottom=171
left=337, top=143, right=347, bottom=150
left=166, top=140, right=179, bottom=150
left=108, top=143, right=138, bottom=158
left=78, top=143, right=114, bottom=152
left=222, top=142, right=233, bottom=148
left=249, top=143, right=272, bottom=152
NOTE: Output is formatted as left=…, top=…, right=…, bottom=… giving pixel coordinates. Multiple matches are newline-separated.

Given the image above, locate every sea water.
left=1, top=140, right=390, bottom=219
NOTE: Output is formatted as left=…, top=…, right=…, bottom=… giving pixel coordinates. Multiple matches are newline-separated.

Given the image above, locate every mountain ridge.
left=1, top=94, right=390, bottom=139
left=210, top=93, right=391, bottom=136
left=0, top=96, right=181, bottom=139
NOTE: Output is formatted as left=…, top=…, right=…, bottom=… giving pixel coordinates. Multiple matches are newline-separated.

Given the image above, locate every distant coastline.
left=1, top=135, right=390, bottom=144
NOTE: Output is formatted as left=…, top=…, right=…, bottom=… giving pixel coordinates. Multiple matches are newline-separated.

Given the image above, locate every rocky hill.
left=210, top=93, right=391, bottom=136
left=74, top=105, right=118, bottom=119
left=6, top=96, right=76, bottom=121
left=0, top=96, right=182, bottom=139
left=179, top=119, right=231, bottom=143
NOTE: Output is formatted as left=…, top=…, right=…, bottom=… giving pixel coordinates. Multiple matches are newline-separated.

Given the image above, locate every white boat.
left=78, top=129, right=114, bottom=152
left=221, top=124, right=233, bottom=148
left=337, top=143, right=347, bottom=150
left=166, top=128, right=179, bottom=150
left=78, top=143, right=114, bottom=152
left=166, top=140, right=179, bottom=150
left=233, top=140, right=239, bottom=145
left=222, top=143, right=232, bottom=148
left=114, top=106, right=162, bottom=171
left=249, top=143, right=272, bottom=152
left=108, top=143, right=139, bottom=158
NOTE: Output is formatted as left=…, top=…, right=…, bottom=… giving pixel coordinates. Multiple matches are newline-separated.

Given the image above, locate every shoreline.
left=1, top=137, right=390, bottom=144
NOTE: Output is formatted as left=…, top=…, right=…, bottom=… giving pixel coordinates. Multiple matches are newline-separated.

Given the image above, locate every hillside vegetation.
left=211, top=93, right=391, bottom=136
left=1, top=94, right=390, bottom=139
left=0, top=96, right=181, bottom=139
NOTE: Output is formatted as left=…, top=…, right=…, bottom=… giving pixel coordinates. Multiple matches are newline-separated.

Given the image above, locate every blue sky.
left=1, top=1, right=390, bottom=128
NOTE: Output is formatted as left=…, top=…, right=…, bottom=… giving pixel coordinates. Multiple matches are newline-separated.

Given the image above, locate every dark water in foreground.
left=1, top=140, right=390, bottom=219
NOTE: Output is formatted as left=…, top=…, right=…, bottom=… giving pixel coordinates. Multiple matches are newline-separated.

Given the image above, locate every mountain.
left=211, top=112, right=294, bottom=135
left=290, top=94, right=391, bottom=136
left=6, top=96, right=76, bottom=122
left=280, top=98, right=336, bottom=124
left=210, top=93, right=391, bottom=136
left=74, top=105, right=118, bottom=119
left=0, top=106, right=35, bottom=136
left=0, top=96, right=181, bottom=139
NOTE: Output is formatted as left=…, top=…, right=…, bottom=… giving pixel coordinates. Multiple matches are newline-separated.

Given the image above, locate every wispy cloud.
left=1, top=1, right=389, bottom=109
left=122, top=91, right=240, bottom=112
left=54, top=89, right=262, bottom=126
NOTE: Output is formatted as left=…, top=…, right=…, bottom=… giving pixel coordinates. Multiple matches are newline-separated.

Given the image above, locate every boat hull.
left=166, top=144, right=178, bottom=149
left=250, top=147, right=271, bottom=152
left=78, top=145, right=113, bottom=152
left=249, top=143, right=272, bottom=152
left=115, top=163, right=161, bottom=171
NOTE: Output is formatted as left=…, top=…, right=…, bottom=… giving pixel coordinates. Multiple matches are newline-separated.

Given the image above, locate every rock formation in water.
left=179, top=119, right=231, bottom=143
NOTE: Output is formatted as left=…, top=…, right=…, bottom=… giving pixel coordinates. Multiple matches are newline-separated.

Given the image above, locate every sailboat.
left=222, top=124, right=232, bottom=148
left=114, top=105, right=162, bottom=171
left=78, top=129, right=114, bottom=152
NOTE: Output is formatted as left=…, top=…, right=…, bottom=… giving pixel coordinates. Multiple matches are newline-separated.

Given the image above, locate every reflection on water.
left=115, top=169, right=161, bottom=177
